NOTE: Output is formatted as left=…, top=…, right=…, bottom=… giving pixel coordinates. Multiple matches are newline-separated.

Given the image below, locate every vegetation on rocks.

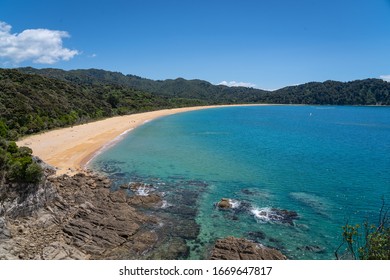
left=336, top=199, right=389, bottom=260
left=0, top=138, right=42, bottom=184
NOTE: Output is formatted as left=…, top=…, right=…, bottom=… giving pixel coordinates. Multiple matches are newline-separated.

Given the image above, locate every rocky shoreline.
left=0, top=164, right=287, bottom=260
left=210, top=237, right=287, bottom=260
left=0, top=170, right=163, bottom=259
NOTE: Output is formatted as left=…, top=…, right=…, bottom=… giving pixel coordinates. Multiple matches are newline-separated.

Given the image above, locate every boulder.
left=216, top=198, right=232, bottom=209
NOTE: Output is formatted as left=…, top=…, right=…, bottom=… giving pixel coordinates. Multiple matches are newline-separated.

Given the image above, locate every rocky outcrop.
left=253, top=208, right=299, bottom=225
left=127, top=193, right=162, bottom=207
left=0, top=172, right=161, bottom=260
left=210, top=237, right=287, bottom=260
left=216, top=198, right=232, bottom=209
left=215, top=198, right=242, bottom=210
left=121, top=182, right=162, bottom=207
left=215, top=197, right=298, bottom=225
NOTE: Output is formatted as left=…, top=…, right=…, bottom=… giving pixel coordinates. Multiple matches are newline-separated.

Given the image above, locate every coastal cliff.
left=0, top=168, right=161, bottom=260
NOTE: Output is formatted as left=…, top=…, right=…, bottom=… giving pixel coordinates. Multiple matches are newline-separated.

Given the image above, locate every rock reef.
left=0, top=172, right=160, bottom=260
left=210, top=237, right=287, bottom=260
left=0, top=164, right=288, bottom=260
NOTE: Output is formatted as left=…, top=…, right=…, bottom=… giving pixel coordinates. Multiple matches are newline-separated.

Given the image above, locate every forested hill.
left=18, top=67, right=269, bottom=104
left=262, top=79, right=390, bottom=105
left=18, top=67, right=390, bottom=105
left=0, top=68, right=206, bottom=140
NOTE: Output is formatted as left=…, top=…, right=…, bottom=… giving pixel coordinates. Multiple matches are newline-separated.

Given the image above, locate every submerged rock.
left=297, top=245, right=326, bottom=254
left=210, top=237, right=287, bottom=260
left=247, top=231, right=266, bottom=241
left=129, top=182, right=154, bottom=193
left=251, top=207, right=298, bottom=225
left=148, top=237, right=189, bottom=260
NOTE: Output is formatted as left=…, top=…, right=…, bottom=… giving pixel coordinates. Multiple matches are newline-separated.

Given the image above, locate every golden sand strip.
left=17, top=105, right=258, bottom=175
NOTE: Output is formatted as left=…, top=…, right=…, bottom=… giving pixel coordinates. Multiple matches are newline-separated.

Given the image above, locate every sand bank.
left=17, top=105, right=257, bottom=175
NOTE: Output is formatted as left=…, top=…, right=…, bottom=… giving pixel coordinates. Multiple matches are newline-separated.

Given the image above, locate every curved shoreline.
left=17, top=104, right=264, bottom=175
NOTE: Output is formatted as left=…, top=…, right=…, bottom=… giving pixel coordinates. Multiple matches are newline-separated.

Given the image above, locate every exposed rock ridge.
left=210, top=236, right=287, bottom=260
left=0, top=171, right=160, bottom=260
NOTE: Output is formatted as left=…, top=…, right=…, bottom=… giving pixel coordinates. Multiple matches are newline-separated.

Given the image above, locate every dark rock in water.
left=129, top=182, right=154, bottom=193
left=112, top=172, right=127, bottom=178
left=252, top=208, right=298, bottom=225
left=297, top=245, right=326, bottom=254
left=210, top=237, right=287, bottom=260
left=148, top=237, right=189, bottom=260
left=185, top=180, right=209, bottom=188
left=272, top=209, right=298, bottom=225
left=268, top=237, right=279, bottom=243
left=163, top=205, right=197, bottom=218
left=171, top=220, right=200, bottom=240
left=233, top=201, right=252, bottom=214
left=127, top=194, right=162, bottom=207
left=241, top=189, right=256, bottom=195
left=124, top=182, right=162, bottom=207
left=267, top=238, right=286, bottom=250
left=247, top=231, right=266, bottom=241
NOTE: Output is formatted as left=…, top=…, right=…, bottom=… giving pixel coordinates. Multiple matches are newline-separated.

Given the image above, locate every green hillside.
left=0, top=68, right=205, bottom=140
left=18, top=67, right=390, bottom=105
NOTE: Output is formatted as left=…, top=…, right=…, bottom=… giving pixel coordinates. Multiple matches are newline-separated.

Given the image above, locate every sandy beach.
left=17, top=105, right=245, bottom=175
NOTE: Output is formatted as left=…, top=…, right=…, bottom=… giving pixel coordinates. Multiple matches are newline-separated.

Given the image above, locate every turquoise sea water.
left=89, top=105, right=390, bottom=259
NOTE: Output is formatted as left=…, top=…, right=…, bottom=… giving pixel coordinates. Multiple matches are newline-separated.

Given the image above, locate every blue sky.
left=1, top=0, right=390, bottom=89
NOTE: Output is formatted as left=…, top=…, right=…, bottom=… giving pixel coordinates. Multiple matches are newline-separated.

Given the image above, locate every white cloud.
left=218, top=80, right=257, bottom=88
left=0, top=20, right=79, bottom=64
left=380, top=75, right=390, bottom=82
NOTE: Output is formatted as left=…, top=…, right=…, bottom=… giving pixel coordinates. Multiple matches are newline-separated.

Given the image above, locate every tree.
left=25, top=162, right=43, bottom=183
left=0, top=120, right=7, bottom=138
left=336, top=198, right=390, bottom=260
left=107, top=93, right=120, bottom=108
left=7, top=141, right=18, bottom=154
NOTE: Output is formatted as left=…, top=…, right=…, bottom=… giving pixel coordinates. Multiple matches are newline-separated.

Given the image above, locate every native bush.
left=336, top=199, right=389, bottom=260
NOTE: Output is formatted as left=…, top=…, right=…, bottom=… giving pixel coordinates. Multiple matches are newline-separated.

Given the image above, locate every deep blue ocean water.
left=89, top=105, right=390, bottom=259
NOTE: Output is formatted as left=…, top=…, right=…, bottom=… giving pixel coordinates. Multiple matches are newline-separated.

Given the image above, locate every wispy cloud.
left=0, top=20, right=79, bottom=64
left=218, top=80, right=257, bottom=88
left=380, top=75, right=390, bottom=82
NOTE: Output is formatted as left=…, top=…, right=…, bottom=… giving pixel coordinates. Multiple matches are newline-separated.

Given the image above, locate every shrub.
left=25, top=162, right=43, bottom=183
left=336, top=199, right=389, bottom=260
left=7, top=141, right=18, bottom=154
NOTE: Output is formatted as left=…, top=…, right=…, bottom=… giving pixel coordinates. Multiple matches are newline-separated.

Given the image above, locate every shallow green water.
left=90, top=105, right=390, bottom=259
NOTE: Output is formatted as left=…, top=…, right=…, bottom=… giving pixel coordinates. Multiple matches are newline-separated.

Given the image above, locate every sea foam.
left=251, top=207, right=283, bottom=223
